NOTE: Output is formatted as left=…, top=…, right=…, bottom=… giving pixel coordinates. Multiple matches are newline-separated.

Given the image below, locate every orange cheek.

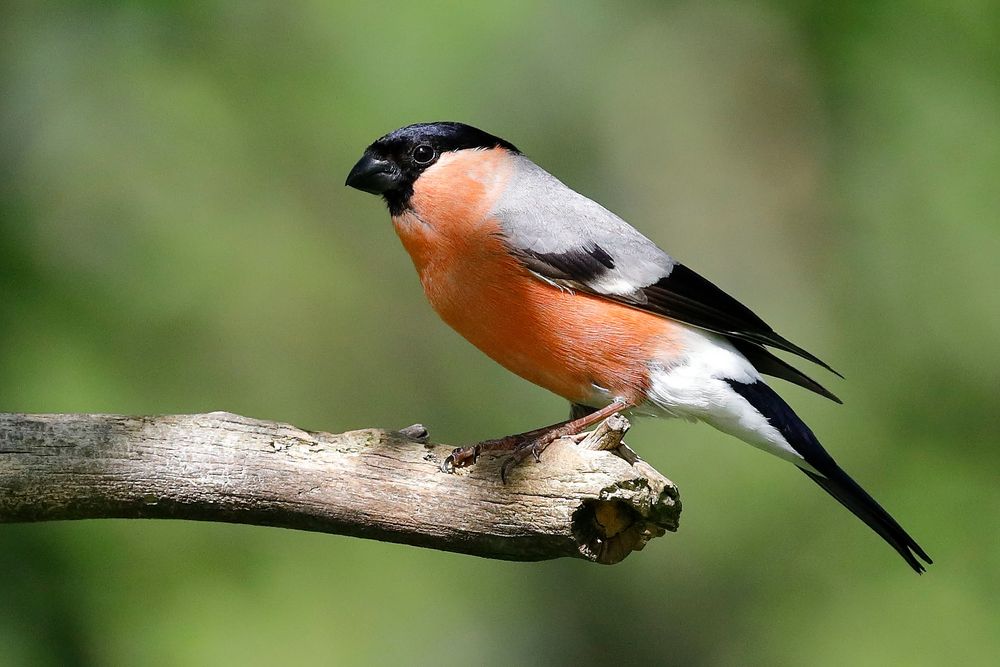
left=409, top=171, right=488, bottom=225
left=393, top=149, right=514, bottom=276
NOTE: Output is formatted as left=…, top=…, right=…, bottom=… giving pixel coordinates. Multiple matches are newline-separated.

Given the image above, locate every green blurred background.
left=2, top=1, right=998, bottom=665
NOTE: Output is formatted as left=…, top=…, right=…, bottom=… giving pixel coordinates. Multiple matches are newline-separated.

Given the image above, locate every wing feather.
left=492, top=154, right=841, bottom=395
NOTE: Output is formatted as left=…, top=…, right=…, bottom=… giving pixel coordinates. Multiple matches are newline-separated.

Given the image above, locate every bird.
left=345, top=121, right=931, bottom=573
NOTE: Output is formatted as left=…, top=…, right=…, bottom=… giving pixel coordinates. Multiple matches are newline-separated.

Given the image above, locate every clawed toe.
left=441, top=445, right=480, bottom=473
left=500, top=437, right=553, bottom=483
left=499, top=450, right=528, bottom=484
left=440, top=400, right=629, bottom=479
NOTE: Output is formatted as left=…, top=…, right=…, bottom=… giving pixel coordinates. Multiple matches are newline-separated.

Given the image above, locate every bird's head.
left=345, top=121, right=518, bottom=215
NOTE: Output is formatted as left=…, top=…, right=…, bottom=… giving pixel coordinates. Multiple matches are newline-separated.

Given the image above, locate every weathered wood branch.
left=0, top=412, right=680, bottom=564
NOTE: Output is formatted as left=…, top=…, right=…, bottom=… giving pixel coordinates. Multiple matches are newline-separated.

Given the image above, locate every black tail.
left=726, top=380, right=932, bottom=573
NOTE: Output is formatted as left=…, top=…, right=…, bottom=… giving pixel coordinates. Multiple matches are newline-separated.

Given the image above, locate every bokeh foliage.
left=1, top=1, right=997, bottom=665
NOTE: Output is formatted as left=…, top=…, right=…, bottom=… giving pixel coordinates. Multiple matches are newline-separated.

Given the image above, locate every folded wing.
left=494, top=156, right=840, bottom=400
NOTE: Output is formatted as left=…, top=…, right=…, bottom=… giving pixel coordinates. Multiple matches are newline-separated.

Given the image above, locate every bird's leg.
left=441, top=400, right=632, bottom=481
left=439, top=422, right=569, bottom=472
left=497, top=400, right=632, bottom=482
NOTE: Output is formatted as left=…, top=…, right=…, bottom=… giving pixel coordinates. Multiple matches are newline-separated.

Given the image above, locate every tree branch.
left=0, top=412, right=680, bottom=564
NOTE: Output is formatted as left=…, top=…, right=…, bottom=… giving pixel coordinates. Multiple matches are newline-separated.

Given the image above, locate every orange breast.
left=392, top=149, right=681, bottom=405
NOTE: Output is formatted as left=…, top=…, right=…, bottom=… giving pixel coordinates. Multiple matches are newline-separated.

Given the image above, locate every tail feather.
left=726, top=379, right=931, bottom=573
left=801, top=466, right=932, bottom=573
left=730, top=338, right=842, bottom=403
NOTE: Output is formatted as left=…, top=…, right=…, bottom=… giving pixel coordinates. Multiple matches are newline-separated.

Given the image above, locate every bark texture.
left=0, top=412, right=680, bottom=564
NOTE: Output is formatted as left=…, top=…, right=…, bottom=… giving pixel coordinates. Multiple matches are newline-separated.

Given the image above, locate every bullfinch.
left=345, top=121, right=931, bottom=573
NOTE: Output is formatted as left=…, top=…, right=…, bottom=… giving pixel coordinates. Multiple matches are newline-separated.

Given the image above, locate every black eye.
left=412, top=144, right=435, bottom=165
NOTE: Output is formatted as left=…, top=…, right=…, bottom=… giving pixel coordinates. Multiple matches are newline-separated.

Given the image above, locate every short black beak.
left=345, top=154, right=399, bottom=194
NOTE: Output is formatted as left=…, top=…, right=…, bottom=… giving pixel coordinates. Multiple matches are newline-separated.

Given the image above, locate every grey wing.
left=492, top=156, right=674, bottom=300
left=491, top=155, right=841, bottom=401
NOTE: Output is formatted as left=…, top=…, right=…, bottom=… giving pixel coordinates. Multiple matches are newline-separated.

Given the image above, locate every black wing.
left=638, top=263, right=842, bottom=377
left=515, top=244, right=842, bottom=400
